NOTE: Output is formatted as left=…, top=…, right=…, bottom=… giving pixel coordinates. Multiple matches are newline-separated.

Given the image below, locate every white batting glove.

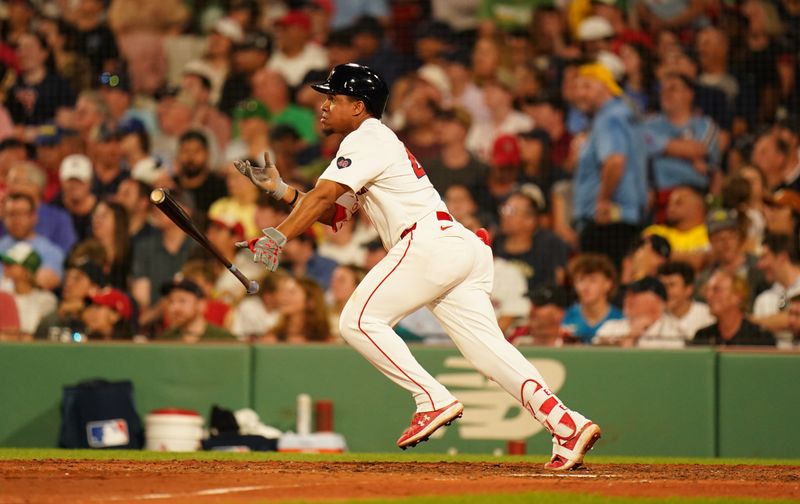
left=235, top=227, right=287, bottom=272
left=233, top=152, right=288, bottom=199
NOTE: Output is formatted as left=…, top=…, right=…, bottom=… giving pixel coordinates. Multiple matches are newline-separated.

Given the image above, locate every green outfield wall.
left=0, top=343, right=797, bottom=458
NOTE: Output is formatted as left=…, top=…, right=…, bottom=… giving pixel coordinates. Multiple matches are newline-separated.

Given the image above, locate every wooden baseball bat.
left=150, top=188, right=259, bottom=294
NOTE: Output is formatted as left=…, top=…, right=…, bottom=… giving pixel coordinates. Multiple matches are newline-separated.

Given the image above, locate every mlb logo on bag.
left=87, top=419, right=130, bottom=448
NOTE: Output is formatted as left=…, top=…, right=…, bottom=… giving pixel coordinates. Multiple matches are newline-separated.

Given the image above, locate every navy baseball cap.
left=35, top=124, right=63, bottom=147
left=627, top=276, right=667, bottom=301
left=529, top=285, right=569, bottom=308
left=161, top=278, right=205, bottom=298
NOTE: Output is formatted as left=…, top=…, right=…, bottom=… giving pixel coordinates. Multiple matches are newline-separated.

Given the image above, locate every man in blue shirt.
left=0, top=193, right=65, bottom=291
left=644, top=73, right=720, bottom=222
left=572, top=63, right=647, bottom=267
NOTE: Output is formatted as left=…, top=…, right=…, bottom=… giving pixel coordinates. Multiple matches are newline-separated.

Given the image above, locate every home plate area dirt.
left=1, top=460, right=799, bottom=503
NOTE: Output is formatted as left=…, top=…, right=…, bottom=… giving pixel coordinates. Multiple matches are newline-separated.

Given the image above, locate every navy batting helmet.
left=311, top=63, right=389, bottom=119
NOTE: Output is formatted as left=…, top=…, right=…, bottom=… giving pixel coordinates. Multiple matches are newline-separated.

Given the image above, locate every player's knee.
left=338, top=306, right=360, bottom=341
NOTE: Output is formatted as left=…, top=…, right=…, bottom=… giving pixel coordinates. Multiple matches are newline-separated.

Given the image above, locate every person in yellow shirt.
left=643, top=185, right=709, bottom=270
left=208, top=162, right=260, bottom=237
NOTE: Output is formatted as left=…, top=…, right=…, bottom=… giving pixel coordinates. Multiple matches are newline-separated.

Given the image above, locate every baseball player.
left=235, top=63, right=601, bottom=470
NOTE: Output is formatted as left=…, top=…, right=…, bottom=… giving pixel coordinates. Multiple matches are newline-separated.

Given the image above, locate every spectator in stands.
left=658, top=261, right=714, bottom=342
left=270, top=125, right=308, bottom=186
left=181, top=70, right=231, bottom=151
left=69, top=0, right=120, bottom=75
left=209, top=161, right=260, bottom=238
left=71, top=91, right=107, bottom=145
left=158, top=278, right=236, bottom=342
left=203, top=216, right=260, bottom=303
left=6, top=32, right=75, bottom=126
left=319, top=219, right=366, bottom=267
left=184, top=18, right=244, bottom=106
left=4, top=160, right=77, bottom=254
left=786, top=294, right=800, bottom=346
left=467, top=81, right=533, bottom=162
left=230, top=272, right=279, bottom=341
left=696, top=26, right=739, bottom=108
left=37, top=15, right=93, bottom=95
left=622, top=234, right=671, bottom=284
left=510, top=284, right=569, bottom=347
left=483, top=135, right=522, bottom=215
left=561, top=253, right=623, bottom=344
left=98, top=72, right=154, bottom=132
left=576, top=16, right=615, bottom=59
left=722, top=168, right=767, bottom=252
left=0, top=243, right=56, bottom=335
left=173, top=130, right=228, bottom=215
left=644, top=185, right=710, bottom=271
left=34, top=125, right=68, bottom=203
left=635, top=0, right=706, bottom=31
left=57, top=154, right=97, bottom=242
left=89, top=126, right=128, bottom=198
left=696, top=209, right=766, bottom=307
left=750, top=130, right=800, bottom=192
left=572, top=63, right=647, bottom=268
left=395, top=81, right=442, bottom=162
left=0, top=192, right=64, bottom=290
left=131, top=191, right=196, bottom=331
left=35, top=259, right=106, bottom=340
left=444, top=184, right=488, bottom=232
left=114, top=178, right=156, bottom=247
left=82, top=287, right=133, bottom=340
left=520, top=93, right=573, bottom=175
left=117, top=118, right=153, bottom=172
left=692, top=269, right=775, bottom=346
left=644, top=73, right=721, bottom=219
left=0, top=0, right=35, bottom=45
left=152, top=94, right=200, bottom=168
left=179, top=259, right=232, bottom=329
left=350, top=16, right=403, bottom=88
left=85, top=200, right=131, bottom=291
left=595, top=276, right=685, bottom=348
left=327, top=264, right=366, bottom=340
left=219, top=31, right=271, bottom=117
left=494, top=187, right=569, bottom=292
left=618, top=41, right=657, bottom=114
left=251, top=69, right=317, bottom=145
left=280, top=228, right=337, bottom=291
left=752, top=233, right=800, bottom=338
left=226, top=99, right=271, bottom=165
left=330, top=0, right=389, bottom=30
left=268, top=275, right=330, bottom=343
left=267, top=11, right=328, bottom=89
left=0, top=290, right=20, bottom=338
left=443, top=48, right=491, bottom=129
left=420, top=107, right=488, bottom=197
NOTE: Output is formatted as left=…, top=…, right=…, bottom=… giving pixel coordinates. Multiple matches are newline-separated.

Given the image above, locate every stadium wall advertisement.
left=0, top=343, right=797, bottom=458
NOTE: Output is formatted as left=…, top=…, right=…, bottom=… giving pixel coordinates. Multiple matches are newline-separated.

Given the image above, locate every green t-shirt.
left=158, top=323, right=237, bottom=342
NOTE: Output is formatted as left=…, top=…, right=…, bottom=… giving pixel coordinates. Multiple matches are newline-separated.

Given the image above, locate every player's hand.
left=234, top=153, right=288, bottom=198
left=235, top=227, right=287, bottom=272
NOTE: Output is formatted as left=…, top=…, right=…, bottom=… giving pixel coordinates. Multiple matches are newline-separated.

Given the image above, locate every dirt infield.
left=1, top=459, right=799, bottom=503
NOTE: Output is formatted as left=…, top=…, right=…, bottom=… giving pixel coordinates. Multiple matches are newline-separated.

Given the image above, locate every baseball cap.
left=276, top=10, right=311, bottom=31
left=117, top=117, right=146, bottom=136
left=233, top=99, right=271, bottom=122
left=706, top=208, right=740, bottom=235
left=161, top=278, right=205, bottom=298
left=530, top=285, right=569, bottom=308
left=365, top=239, right=384, bottom=252
left=209, top=218, right=245, bottom=239
left=131, top=157, right=165, bottom=185
left=627, top=276, right=668, bottom=301
left=0, top=242, right=42, bottom=273
left=578, top=63, right=623, bottom=97
left=35, top=124, right=63, bottom=147
left=212, top=17, right=245, bottom=43
left=492, top=135, right=521, bottom=166
left=415, top=20, right=453, bottom=42
left=577, top=16, right=614, bottom=41
left=640, top=234, right=671, bottom=259
left=234, top=31, right=271, bottom=52
left=59, top=154, right=93, bottom=183
left=86, top=288, right=133, bottom=320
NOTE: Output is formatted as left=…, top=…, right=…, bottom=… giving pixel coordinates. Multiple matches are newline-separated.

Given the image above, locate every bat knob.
left=247, top=280, right=260, bottom=294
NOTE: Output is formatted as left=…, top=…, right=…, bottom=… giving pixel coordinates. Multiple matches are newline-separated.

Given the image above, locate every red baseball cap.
left=492, top=135, right=521, bottom=166
left=87, top=288, right=133, bottom=321
left=276, top=11, right=312, bottom=31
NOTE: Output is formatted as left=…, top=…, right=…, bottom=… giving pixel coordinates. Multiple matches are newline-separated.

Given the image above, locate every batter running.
left=234, top=63, right=601, bottom=470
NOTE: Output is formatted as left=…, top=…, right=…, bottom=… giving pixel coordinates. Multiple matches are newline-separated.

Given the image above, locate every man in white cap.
left=58, top=154, right=98, bottom=242
left=577, top=16, right=614, bottom=58
left=0, top=242, right=57, bottom=335
left=185, top=18, right=245, bottom=105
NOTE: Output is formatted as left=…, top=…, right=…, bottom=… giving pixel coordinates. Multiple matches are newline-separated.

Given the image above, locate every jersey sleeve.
left=318, top=132, right=387, bottom=193
left=330, top=191, right=361, bottom=232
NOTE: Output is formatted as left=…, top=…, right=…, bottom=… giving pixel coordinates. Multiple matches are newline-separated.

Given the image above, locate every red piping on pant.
left=357, top=234, right=435, bottom=410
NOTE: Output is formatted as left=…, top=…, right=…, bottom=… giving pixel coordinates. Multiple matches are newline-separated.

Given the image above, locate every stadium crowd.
left=1, top=0, right=800, bottom=348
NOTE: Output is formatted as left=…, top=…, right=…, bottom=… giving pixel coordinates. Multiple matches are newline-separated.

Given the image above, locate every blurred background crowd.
left=1, top=0, right=800, bottom=348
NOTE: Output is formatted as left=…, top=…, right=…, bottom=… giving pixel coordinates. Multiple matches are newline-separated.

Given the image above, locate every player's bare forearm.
left=278, top=186, right=338, bottom=227
left=598, top=154, right=625, bottom=201
left=276, top=180, right=347, bottom=240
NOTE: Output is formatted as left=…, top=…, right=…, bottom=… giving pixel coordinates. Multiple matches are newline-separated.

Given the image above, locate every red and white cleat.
left=543, top=421, right=602, bottom=471
left=396, top=401, right=464, bottom=450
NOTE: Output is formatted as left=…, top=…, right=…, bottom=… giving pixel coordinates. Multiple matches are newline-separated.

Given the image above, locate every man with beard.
left=173, top=130, right=228, bottom=214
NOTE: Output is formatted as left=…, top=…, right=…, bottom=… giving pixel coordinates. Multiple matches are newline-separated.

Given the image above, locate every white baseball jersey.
left=318, top=118, right=446, bottom=249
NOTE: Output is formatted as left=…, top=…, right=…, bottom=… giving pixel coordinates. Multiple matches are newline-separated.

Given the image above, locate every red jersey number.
left=405, top=147, right=426, bottom=179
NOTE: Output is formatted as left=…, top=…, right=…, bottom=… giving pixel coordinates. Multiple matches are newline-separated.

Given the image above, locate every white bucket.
left=145, top=408, right=204, bottom=452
